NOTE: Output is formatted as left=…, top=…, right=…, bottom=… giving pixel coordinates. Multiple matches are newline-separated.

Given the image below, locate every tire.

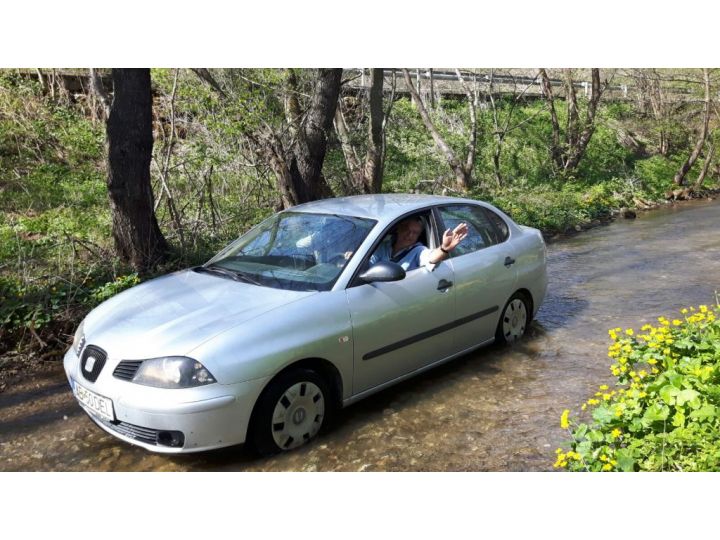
left=495, top=292, right=530, bottom=345
left=248, top=368, right=331, bottom=456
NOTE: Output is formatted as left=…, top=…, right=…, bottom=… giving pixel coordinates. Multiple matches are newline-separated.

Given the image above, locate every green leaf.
left=574, top=423, right=588, bottom=440
left=592, top=406, right=614, bottom=425
left=676, top=389, right=700, bottom=406
left=672, top=410, right=685, bottom=428
left=576, top=441, right=592, bottom=456
left=689, top=404, right=717, bottom=420
left=659, top=385, right=679, bottom=404
left=667, top=372, right=684, bottom=389
left=643, top=403, right=670, bottom=423
left=616, top=449, right=636, bottom=472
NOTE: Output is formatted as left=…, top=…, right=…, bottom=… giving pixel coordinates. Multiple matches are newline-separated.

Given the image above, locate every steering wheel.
left=327, top=253, right=349, bottom=266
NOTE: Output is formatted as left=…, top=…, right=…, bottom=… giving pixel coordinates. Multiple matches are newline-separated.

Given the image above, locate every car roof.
left=289, top=193, right=484, bottom=221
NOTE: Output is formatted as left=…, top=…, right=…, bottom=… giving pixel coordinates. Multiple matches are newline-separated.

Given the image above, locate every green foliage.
left=1, top=69, right=717, bottom=361
left=557, top=304, right=720, bottom=471
left=0, top=271, right=139, bottom=352
left=633, top=154, right=688, bottom=197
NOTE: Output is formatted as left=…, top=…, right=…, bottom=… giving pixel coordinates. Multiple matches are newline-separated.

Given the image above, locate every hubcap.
left=502, top=298, right=527, bottom=343
left=271, top=381, right=325, bottom=450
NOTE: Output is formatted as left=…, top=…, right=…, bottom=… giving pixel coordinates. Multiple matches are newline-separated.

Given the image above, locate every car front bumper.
left=63, top=348, right=270, bottom=453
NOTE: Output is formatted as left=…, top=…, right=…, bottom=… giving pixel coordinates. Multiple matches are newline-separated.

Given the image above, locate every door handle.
left=504, top=256, right=516, bottom=267
left=437, top=279, right=453, bottom=291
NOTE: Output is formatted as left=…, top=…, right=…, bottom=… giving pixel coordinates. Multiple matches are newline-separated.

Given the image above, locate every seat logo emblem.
left=292, top=408, right=306, bottom=425
left=85, top=355, right=97, bottom=372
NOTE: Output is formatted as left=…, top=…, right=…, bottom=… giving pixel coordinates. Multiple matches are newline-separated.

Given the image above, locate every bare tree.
left=334, top=68, right=395, bottom=194
left=263, top=68, right=342, bottom=207
left=89, top=68, right=111, bottom=118
left=401, top=68, right=477, bottom=190
left=629, top=68, right=672, bottom=155
left=487, top=70, right=541, bottom=186
left=539, top=68, right=608, bottom=174
left=106, top=68, right=168, bottom=271
left=692, top=141, right=715, bottom=191
left=673, top=68, right=712, bottom=186
left=191, top=68, right=343, bottom=208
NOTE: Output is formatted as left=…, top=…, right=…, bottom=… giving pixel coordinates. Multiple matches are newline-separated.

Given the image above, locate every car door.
left=346, top=215, right=457, bottom=395
left=436, top=204, right=518, bottom=352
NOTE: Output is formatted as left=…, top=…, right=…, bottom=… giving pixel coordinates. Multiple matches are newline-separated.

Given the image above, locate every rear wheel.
left=249, top=368, right=331, bottom=456
left=495, top=292, right=530, bottom=345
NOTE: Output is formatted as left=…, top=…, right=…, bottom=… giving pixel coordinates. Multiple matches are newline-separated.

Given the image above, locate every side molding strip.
left=362, top=306, right=499, bottom=361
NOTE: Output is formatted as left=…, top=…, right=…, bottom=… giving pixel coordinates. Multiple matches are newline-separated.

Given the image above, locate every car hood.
left=83, top=269, right=316, bottom=359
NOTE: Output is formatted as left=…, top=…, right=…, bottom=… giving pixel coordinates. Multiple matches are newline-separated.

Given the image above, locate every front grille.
left=94, top=416, right=185, bottom=448
left=112, top=421, right=164, bottom=445
left=81, top=345, right=107, bottom=383
left=113, top=360, right=143, bottom=381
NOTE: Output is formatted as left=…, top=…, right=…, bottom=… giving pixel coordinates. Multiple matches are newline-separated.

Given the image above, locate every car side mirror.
left=358, top=261, right=406, bottom=283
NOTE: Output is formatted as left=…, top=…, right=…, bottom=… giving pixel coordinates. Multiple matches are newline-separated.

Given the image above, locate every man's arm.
left=428, top=222, right=469, bottom=264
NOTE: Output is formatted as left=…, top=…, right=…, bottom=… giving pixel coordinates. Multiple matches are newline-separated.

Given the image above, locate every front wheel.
left=248, top=368, right=331, bottom=456
left=495, top=292, right=530, bottom=345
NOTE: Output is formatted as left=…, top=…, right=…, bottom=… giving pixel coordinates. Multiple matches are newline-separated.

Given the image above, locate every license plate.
left=72, top=379, right=115, bottom=422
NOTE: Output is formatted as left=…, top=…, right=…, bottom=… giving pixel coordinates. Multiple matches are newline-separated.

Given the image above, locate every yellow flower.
left=700, top=305, right=708, bottom=313
left=672, top=319, right=682, bottom=326
left=581, top=403, right=587, bottom=411
left=641, top=324, right=652, bottom=331
left=560, top=409, right=570, bottom=429
left=599, top=385, right=609, bottom=391
left=625, top=328, right=634, bottom=336
left=588, top=399, right=600, bottom=406
left=611, top=428, right=622, bottom=438
left=680, top=308, right=688, bottom=314
left=602, top=464, right=613, bottom=471
left=648, top=358, right=657, bottom=365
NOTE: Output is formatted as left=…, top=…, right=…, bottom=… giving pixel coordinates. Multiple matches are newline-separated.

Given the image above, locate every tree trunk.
left=674, top=68, right=711, bottom=186
left=564, top=69, right=605, bottom=171
left=564, top=70, right=580, bottom=149
left=692, top=142, right=715, bottom=191
left=287, top=68, right=342, bottom=204
left=334, top=103, right=364, bottom=193
left=402, top=68, right=470, bottom=190
left=106, top=68, right=168, bottom=271
left=89, top=68, right=111, bottom=118
left=363, top=68, right=386, bottom=193
left=539, top=68, right=563, bottom=170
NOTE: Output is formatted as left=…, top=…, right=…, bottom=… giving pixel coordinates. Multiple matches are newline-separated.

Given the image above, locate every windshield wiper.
left=232, top=270, right=263, bottom=287
left=194, top=264, right=256, bottom=284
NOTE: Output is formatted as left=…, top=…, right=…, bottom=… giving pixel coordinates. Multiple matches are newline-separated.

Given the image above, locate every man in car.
left=370, top=216, right=469, bottom=271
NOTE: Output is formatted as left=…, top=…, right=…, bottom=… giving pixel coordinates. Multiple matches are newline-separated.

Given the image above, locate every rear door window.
left=438, top=205, right=500, bottom=256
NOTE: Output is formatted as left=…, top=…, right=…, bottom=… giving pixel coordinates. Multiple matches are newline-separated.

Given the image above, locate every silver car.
left=64, top=194, right=547, bottom=454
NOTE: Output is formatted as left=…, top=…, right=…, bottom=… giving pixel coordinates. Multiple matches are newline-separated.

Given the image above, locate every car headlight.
left=132, top=357, right=217, bottom=389
left=72, top=320, right=85, bottom=356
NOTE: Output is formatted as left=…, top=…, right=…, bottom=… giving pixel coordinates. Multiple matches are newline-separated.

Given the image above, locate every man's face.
left=395, top=219, right=423, bottom=250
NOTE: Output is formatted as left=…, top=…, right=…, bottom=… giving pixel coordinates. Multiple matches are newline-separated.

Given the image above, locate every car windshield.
left=205, top=212, right=376, bottom=291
